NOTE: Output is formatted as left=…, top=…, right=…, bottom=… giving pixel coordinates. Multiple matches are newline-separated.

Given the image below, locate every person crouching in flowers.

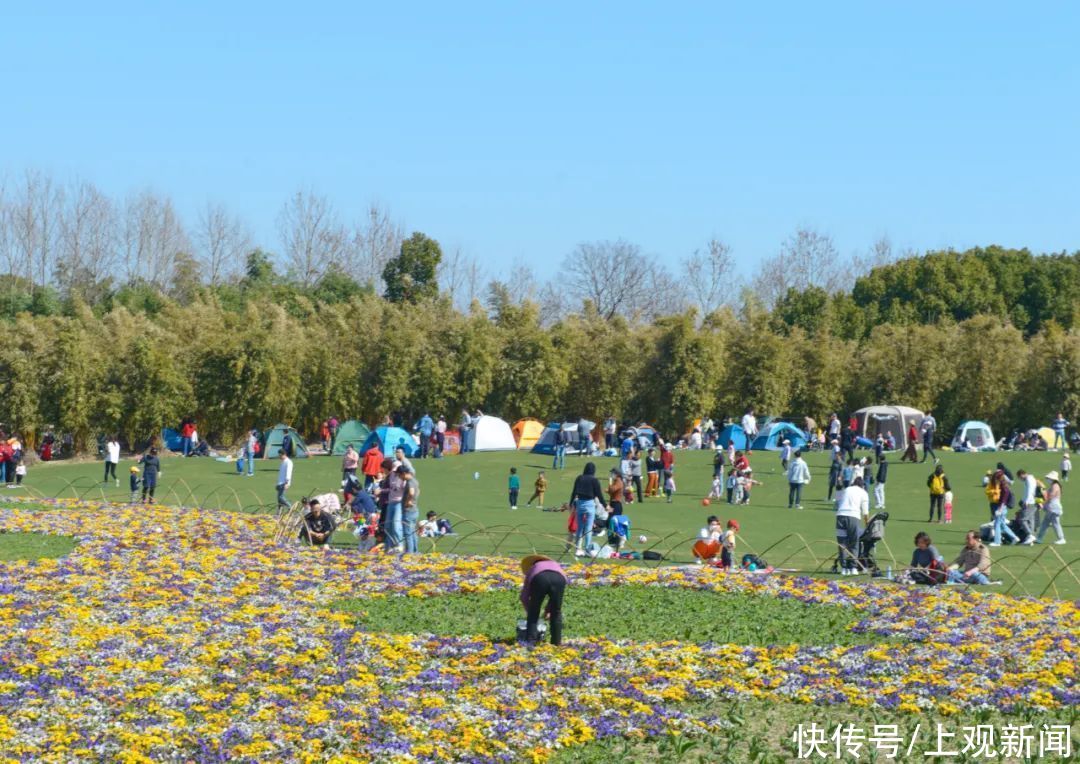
left=299, top=498, right=336, bottom=546
left=520, top=554, right=567, bottom=645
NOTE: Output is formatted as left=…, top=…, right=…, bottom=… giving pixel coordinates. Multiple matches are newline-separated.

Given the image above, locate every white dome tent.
left=951, top=420, right=996, bottom=451
left=853, top=405, right=925, bottom=450
left=464, top=415, right=518, bottom=451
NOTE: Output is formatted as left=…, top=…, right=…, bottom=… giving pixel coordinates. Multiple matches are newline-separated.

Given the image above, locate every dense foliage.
left=2, top=243, right=1079, bottom=451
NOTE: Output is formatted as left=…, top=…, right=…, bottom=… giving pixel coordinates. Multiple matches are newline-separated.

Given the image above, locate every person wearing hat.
left=779, top=439, right=793, bottom=470
left=299, top=498, right=336, bottom=546
left=1036, top=471, right=1067, bottom=545
left=520, top=555, right=567, bottom=645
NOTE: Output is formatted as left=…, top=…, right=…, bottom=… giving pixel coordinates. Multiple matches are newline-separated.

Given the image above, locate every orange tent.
left=512, top=418, right=545, bottom=450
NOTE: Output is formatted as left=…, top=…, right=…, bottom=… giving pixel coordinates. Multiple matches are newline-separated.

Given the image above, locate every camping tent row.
left=715, top=422, right=807, bottom=452
left=358, top=416, right=518, bottom=456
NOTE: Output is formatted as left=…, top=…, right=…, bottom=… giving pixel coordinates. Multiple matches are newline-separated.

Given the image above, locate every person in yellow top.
left=526, top=471, right=548, bottom=509
left=926, top=465, right=951, bottom=523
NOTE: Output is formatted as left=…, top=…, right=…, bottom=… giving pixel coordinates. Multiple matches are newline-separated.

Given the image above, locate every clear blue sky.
left=3, top=2, right=1078, bottom=279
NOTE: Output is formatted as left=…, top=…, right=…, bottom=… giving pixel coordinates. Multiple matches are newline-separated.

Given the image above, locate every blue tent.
left=716, top=424, right=749, bottom=450
left=750, top=422, right=808, bottom=451
left=161, top=428, right=183, bottom=452
left=531, top=422, right=589, bottom=455
left=361, top=425, right=418, bottom=458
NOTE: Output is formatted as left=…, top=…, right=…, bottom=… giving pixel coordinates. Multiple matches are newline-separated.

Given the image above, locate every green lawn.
left=335, top=585, right=881, bottom=646
left=0, top=531, right=75, bottom=560
left=12, top=446, right=1080, bottom=598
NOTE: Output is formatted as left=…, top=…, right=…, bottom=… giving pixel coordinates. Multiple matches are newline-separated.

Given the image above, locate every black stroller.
left=857, top=512, right=889, bottom=576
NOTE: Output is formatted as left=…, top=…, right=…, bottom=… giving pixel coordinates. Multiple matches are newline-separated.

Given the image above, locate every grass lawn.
left=0, top=531, right=75, bottom=560
left=335, top=585, right=881, bottom=646
left=10, top=445, right=1080, bottom=598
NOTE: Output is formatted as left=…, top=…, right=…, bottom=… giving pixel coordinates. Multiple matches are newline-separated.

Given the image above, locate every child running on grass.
left=526, top=470, right=547, bottom=508
left=508, top=467, right=520, bottom=510
left=709, top=474, right=723, bottom=500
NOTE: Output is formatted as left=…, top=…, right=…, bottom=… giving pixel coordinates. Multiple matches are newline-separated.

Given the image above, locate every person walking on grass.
left=276, top=450, right=292, bottom=510
left=874, top=454, right=888, bottom=509
left=508, top=467, right=521, bottom=510
left=786, top=450, right=810, bottom=509
left=1035, top=471, right=1067, bottom=545
left=920, top=411, right=938, bottom=464
left=244, top=429, right=258, bottom=477
left=104, top=435, right=120, bottom=486
left=139, top=447, right=161, bottom=504
left=927, top=464, right=950, bottom=523
left=569, top=462, right=607, bottom=556
left=987, top=470, right=1019, bottom=547
left=1016, top=469, right=1039, bottom=545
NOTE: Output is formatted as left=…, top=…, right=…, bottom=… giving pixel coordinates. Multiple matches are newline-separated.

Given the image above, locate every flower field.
left=0, top=498, right=1077, bottom=762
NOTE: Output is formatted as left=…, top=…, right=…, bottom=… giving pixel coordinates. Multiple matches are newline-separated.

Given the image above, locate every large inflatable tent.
left=331, top=420, right=372, bottom=455
left=853, top=406, right=925, bottom=450
left=716, top=424, right=749, bottom=450
left=750, top=422, right=808, bottom=451
left=261, top=424, right=310, bottom=459
left=360, top=426, right=418, bottom=458
left=464, top=415, right=517, bottom=451
left=951, top=420, right=996, bottom=451
left=512, top=418, right=545, bottom=450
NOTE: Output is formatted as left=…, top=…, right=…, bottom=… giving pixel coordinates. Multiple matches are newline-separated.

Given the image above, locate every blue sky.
left=3, top=2, right=1077, bottom=280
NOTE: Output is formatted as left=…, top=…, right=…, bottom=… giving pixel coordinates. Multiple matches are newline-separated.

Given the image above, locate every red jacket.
left=660, top=450, right=674, bottom=470
left=180, top=423, right=195, bottom=438
left=361, top=447, right=383, bottom=477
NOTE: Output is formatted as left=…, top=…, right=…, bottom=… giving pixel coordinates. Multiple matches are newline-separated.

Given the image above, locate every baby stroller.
left=857, top=512, right=889, bottom=576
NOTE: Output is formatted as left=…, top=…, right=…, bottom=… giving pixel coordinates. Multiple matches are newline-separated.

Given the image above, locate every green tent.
left=331, top=419, right=372, bottom=455
left=260, top=423, right=309, bottom=459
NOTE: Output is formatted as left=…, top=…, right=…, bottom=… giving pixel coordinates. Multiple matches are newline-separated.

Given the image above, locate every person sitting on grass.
left=909, top=531, right=945, bottom=585
left=299, top=498, right=336, bottom=546
left=946, top=530, right=992, bottom=585
left=520, top=554, right=567, bottom=645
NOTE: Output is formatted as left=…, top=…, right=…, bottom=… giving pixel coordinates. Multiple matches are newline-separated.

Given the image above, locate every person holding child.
left=520, top=554, right=567, bottom=645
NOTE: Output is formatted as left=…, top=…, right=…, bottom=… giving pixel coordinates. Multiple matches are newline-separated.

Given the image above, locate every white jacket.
left=787, top=458, right=811, bottom=484
left=835, top=486, right=869, bottom=519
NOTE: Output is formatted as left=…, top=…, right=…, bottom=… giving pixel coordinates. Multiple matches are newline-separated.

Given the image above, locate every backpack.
left=740, top=554, right=767, bottom=569
left=929, top=473, right=945, bottom=496
left=984, top=483, right=1001, bottom=504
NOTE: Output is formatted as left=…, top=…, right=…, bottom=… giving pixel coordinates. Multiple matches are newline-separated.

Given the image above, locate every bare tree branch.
left=122, top=190, right=191, bottom=287
left=752, top=227, right=844, bottom=307
left=351, top=202, right=403, bottom=291
left=277, top=190, right=346, bottom=286
left=682, top=238, right=735, bottom=316
left=196, top=202, right=250, bottom=285
left=558, top=239, right=680, bottom=321
left=58, top=180, right=117, bottom=294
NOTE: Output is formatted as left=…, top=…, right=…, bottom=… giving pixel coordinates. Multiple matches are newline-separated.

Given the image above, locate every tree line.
left=2, top=170, right=1079, bottom=451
